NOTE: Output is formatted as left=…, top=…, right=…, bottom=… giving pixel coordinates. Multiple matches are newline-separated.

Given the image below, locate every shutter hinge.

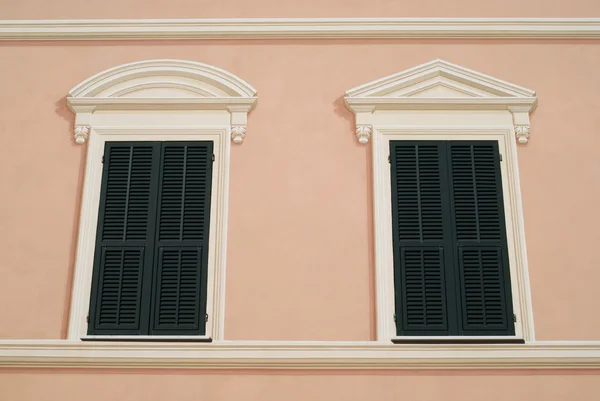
left=499, top=153, right=503, bottom=161
left=393, top=314, right=396, bottom=322
left=513, top=314, right=517, bottom=322
left=86, top=315, right=90, bottom=323
left=388, top=155, right=391, bottom=163
left=205, top=314, right=209, bottom=323
left=101, top=155, right=105, bottom=164
left=212, top=154, right=215, bottom=162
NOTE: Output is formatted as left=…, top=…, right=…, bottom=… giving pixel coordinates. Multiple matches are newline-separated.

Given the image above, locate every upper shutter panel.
left=394, top=143, right=445, bottom=242
left=450, top=143, right=502, bottom=241
left=88, top=143, right=160, bottom=335
left=390, top=141, right=455, bottom=336
left=151, top=142, right=214, bottom=335
left=448, top=141, right=515, bottom=335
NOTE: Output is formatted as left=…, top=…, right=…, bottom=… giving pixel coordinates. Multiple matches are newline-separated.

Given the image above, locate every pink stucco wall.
left=1, top=20, right=600, bottom=399
left=1, top=40, right=600, bottom=342
left=1, top=369, right=600, bottom=400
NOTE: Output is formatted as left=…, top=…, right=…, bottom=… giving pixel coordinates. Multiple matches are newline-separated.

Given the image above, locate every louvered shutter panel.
left=150, top=142, right=214, bottom=335
left=390, top=141, right=457, bottom=336
left=448, top=141, right=515, bottom=335
left=88, top=143, right=160, bottom=335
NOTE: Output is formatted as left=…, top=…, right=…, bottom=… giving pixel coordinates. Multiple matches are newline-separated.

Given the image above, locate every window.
left=390, top=140, right=515, bottom=338
left=66, top=60, right=257, bottom=340
left=345, top=60, right=537, bottom=342
left=88, top=141, right=214, bottom=336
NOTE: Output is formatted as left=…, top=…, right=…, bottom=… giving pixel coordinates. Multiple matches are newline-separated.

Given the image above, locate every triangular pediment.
left=345, top=59, right=536, bottom=100
left=344, top=60, right=538, bottom=145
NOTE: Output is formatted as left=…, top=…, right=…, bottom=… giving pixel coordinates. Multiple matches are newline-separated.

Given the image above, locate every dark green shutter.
left=88, top=141, right=213, bottom=337
left=150, top=142, right=213, bottom=335
left=390, top=140, right=514, bottom=338
left=448, top=142, right=514, bottom=336
left=390, top=142, right=456, bottom=335
left=88, top=142, right=160, bottom=335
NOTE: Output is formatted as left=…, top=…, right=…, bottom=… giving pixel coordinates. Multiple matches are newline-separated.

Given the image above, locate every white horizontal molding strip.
left=1, top=18, right=600, bottom=40
left=1, top=341, right=600, bottom=369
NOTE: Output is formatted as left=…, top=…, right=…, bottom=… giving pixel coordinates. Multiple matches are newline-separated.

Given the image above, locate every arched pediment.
left=69, top=59, right=257, bottom=98
left=67, top=60, right=258, bottom=143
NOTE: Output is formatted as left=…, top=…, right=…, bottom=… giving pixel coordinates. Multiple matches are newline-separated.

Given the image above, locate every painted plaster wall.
left=1, top=369, right=600, bottom=401
left=1, top=0, right=600, bottom=395
left=0, top=41, right=599, bottom=342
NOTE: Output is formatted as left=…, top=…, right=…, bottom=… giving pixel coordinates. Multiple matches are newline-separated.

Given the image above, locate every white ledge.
left=1, top=18, right=600, bottom=40
left=1, top=340, right=600, bottom=369
left=68, top=97, right=257, bottom=110
left=345, top=97, right=538, bottom=111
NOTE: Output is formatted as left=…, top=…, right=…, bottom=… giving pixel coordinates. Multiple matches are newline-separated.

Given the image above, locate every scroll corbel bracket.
left=514, top=125, right=530, bottom=144
left=227, top=105, right=252, bottom=144
left=356, top=125, right=372, bottom=144
left=351, top=105, right=375, bottom=144
left=74, top=125, right=91, bottom=144
left=509, top=106, right=532, bottom=145
left=69, top=105, right=94, bottom=145
left=231, top=125, right=247, bottom=144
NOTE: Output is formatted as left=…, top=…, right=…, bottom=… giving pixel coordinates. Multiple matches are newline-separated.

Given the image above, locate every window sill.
left=0, top=340, right=599, bottom=370
left=392, top=336, right=525, bottom=344
left=81, top=335, right=212, bottom=342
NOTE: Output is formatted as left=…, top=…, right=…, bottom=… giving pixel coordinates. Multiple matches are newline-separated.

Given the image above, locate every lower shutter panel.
left=458, top=246, right=511, bottom=332
left=151, top=142, right=213, bottom=335
left=155, top=247, right=203, bottom=330
left=401, top=247, right=449, bottom=332
left=96, top=247, right=145, bottom=329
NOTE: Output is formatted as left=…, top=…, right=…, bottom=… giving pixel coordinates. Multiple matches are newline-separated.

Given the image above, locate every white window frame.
left=66, top=60, right=257, bottom=341
left=345, top=60, right=537, bottom=342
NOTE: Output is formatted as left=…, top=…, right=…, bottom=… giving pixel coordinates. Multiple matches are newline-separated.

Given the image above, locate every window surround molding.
left=345, top=59, right=537, bottom=342
left=0, top=58, right=599, bottom=369
left=66, top=59, right=257, bottom=341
